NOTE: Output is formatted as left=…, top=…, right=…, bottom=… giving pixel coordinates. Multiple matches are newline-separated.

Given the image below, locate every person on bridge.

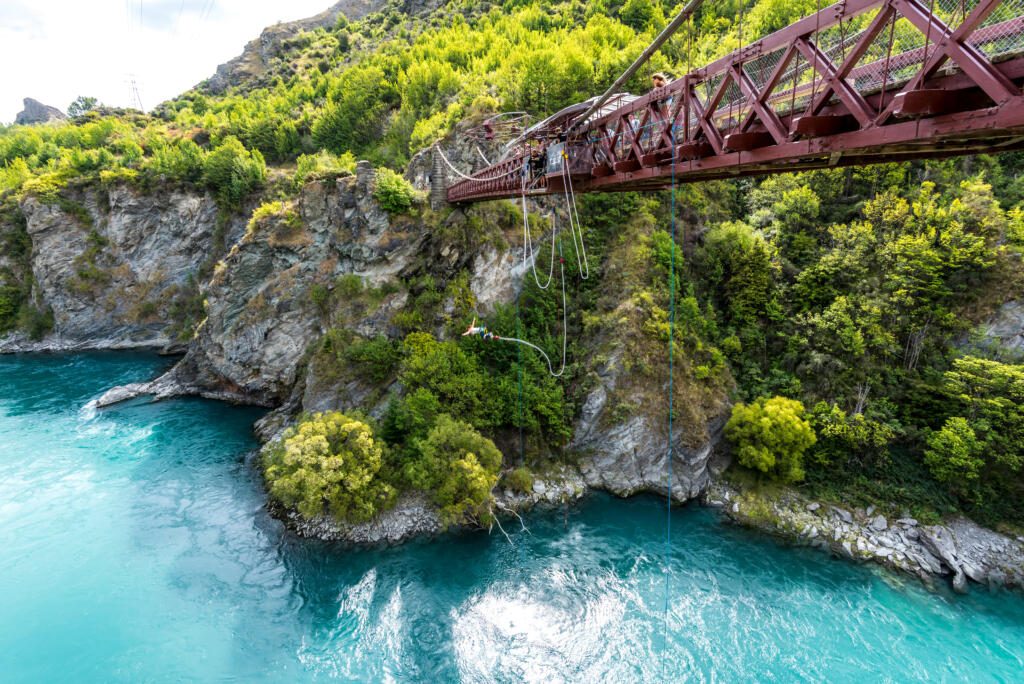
left=651, top=72, right=672, bottom=90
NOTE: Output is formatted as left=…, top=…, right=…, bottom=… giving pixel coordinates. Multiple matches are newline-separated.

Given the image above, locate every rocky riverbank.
left=706, top=480, right=1024, bottom=592
left=275, top=463, right=588, bottom=546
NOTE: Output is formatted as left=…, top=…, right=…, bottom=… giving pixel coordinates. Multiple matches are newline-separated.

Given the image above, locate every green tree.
left=726, top=396, right=817, bottom=482
left=407, top=414, right=502, bottom=526
left=771, top=185, right=822, bottom=268
left=941, top=356, right=1024, bottom=472
left=312, top=65, right=398, bottom=155
left=67, top=96, right=98, bottom=118
left=202, top=136, right=266, bottom=206
left=620, top=0, right=655, bottom=30
left=262, top=411, right=396, bottom=523
left=924, top=416, right=983, bottom=485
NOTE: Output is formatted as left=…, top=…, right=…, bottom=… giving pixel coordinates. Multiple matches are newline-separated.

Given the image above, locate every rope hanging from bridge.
left=521, top=161, right=557, bottom=290
left=460, top=240, right=569, bottom=378
left=560, top=152, right=590, bottom=280
left=459, top=153, right=590, bottom=378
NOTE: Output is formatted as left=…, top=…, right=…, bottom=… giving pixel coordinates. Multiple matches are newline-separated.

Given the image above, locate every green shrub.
left=309, top=283, right=330, bottom=313
left=246, top=200, right=300, bottom=238
left=397, top=332, right=494, bottom=428
left=406, top=414, right=502, bottom=526
left=146, top=139, right=205, bottom=183
left=294, top=150, right=355, bottom=188
left=382, top=387, right=444, bottom=450
left=17, top=305, right=54, bottom=340
left=373, top=167, right=418, bottom=214
left=0, top=285, right=21, bottom=332
left=344, top=335, right=400, bottom=383
left=924, top=417, right=983, bottom=486
left=504, top=466, right=535, bottom=495
left=21, top=174, right=67, bottom=203
left=202, top=136, right=266, bottom=206
left=262, top=411, right=396, bottom=523
left=726, top=396, right=816, bottom=483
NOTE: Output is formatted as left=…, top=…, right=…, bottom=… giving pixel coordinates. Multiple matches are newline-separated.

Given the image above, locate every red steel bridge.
left=447, top=0, right=1024, bottom=203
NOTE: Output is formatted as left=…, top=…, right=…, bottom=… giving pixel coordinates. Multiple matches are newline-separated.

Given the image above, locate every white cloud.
left=0, top=0, right=339, bottom=123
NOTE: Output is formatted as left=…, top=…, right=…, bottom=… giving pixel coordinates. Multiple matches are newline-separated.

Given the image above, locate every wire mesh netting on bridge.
left=446, top=0, right=1024, bottom=203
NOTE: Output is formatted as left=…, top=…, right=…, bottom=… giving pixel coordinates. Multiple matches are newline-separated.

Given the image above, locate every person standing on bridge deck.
left=647, top=73, right=674, bottom=145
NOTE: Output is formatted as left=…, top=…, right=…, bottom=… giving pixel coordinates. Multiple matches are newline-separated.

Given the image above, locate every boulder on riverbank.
left=706, top=481, right=1024, bottom=592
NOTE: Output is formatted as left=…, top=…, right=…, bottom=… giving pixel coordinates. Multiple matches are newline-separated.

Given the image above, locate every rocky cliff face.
left=167, top=163, right=429, bottom=405
left=1, top=183, right=239, bottom=352
left=10, top=149, right=730, bottom=542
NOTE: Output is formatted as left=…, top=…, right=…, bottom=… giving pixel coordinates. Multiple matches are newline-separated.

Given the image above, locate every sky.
left=0, top=0, right=339, bottom=124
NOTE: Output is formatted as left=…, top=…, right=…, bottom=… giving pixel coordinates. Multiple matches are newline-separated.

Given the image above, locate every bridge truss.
left=447, top=0, right=1024, bottom=202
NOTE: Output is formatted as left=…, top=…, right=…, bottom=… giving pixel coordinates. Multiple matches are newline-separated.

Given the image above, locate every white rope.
left=497, top=254, right=568, bottom=378
left=475, top=146, right=492, bottom=165
left=520, top=161, right=557, bottom=290
left=433, top=144, right=524, bottom=182
left=560, top=155, right=590, bottom=280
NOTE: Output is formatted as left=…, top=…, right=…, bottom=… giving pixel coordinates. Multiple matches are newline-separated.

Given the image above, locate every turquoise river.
left=2, top=352, right=1023, bottom=682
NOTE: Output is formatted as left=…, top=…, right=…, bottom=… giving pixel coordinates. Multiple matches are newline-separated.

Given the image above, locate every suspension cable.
left=434, top=144, right=524, bottom=182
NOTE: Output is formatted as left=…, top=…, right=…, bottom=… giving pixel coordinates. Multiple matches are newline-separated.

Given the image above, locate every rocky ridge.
left=707, top=481, right=1024, bottom=592
left=14, top=98, right=66, bottom=125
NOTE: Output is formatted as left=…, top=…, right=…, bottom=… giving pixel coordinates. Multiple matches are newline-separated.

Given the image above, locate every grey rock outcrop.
left=977, top=299, right=1024, bottom=355
left=572, top=343, right=730, bottom=503
left=278, top=467, right=586, bottom=545
left=710, top=482, right=1024, bottom=591
left=202, top=0, right=388, bottom=94
left=284, top=492, right=443, bottom=545
left=1, top=184, right=232, bottom=353
left=14, top=98, right=66, bottom=125
left=165, top=168, right=424, bottom=405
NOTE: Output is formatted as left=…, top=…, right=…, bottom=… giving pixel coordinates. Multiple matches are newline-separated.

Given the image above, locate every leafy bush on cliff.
left=294, top=150, right=355, bottom=188
left=262, top=411, right=396, bottom=523
left=0, top=284, right=21, bottom=332
left=924, top=417, right=984, bottom=488
left=504, top=466, right=535, bottom=495
left=726, top=396, right=816, bottom=483
left=202, top=136, right=266, bottom=207
left=373, top=168, right=418, bottom=214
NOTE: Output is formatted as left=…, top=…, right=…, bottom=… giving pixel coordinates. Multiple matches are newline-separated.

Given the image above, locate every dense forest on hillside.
left=2, top=0, right=1024, bottom=531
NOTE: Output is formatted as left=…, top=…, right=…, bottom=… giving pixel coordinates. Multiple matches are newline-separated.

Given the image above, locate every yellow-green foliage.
left=262, top=411, right=397, bottom=523
left=406, top=414, right=502, bottom=526
left=504, top=466, right=535, bottom=495
left=726, top=396, right=816, bottom=483
left=294, top=150, right=355, bottom=187
left=246, top=200, right=301, bottom=237
left=373, top=167, right=419, bottom=214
